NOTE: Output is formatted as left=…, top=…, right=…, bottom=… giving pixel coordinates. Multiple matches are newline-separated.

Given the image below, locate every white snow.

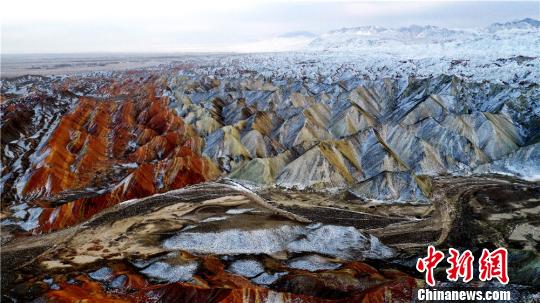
left=164, top=19, right=539, bottom=85
left=162, top=223, right=394, bottom=260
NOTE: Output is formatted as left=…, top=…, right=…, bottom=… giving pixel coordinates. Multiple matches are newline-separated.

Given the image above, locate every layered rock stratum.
left=1, top=19, right=539, bottom=303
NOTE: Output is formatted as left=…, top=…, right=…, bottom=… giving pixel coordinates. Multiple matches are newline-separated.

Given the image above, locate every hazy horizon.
left=2, top=0, right=539, bottom=54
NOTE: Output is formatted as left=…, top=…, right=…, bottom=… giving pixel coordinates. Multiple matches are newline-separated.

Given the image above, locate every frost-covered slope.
left=307, top=18, right=540, bottom=59
left=147, top=19, right=539, bottom=86
left=1, top=19, right=538, bottom=206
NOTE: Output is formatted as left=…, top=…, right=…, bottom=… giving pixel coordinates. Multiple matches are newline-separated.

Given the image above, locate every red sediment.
left=43, top=259, right=421, bottom=303
left=22, top=80, right=220, bottom=232
left=351, top=276, right=421, bottom=303
left=46, top=275, right=135, bottom=303
left=198, top=256, right=259, bottom=290
left=135, top=283, right=375, bottom=303
left=112, top=101, right=137, bottom=158
left=110, top=263, right=150, bottom=291
left=45, top=263, right=149, bottom=303
left=24, top=98, right=95, bottom=195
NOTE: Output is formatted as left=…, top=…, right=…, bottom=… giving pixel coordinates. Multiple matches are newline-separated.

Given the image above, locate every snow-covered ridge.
left=192, top=18, right=539, bottom=84
left=322, top=24, right=471, bottom=43
left=487, top=17, right=540, bottom=32
left=306, top=18, right=539, bottom=59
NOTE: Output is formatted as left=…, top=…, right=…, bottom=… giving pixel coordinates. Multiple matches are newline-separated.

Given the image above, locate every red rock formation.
left=22, top=79, right=220, bottom=232
left=43, top=259, right=422, bottom=303
left=136, top=284, right=335, bottom=303
left=46, top=275, right=135, bottom=303
left=45, top=263, right=147, bottom=303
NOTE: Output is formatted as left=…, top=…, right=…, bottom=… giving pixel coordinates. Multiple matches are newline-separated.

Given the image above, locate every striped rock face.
left=2, top=183, right=424, bottom=303
left=2, top=74, right=220, bottom=232
left=168, top=74, right=538, bottom=202
left=2, top=179, right=538, bottom=302
left=1, top=59, right=538, bottom=302
left=3, top=70, right=537, bottom=231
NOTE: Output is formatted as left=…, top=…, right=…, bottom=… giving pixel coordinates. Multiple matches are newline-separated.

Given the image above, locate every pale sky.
left=1, top=0, right=538, bottom=53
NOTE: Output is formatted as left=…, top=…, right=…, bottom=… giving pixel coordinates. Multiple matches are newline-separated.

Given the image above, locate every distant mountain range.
left=229, top=18, right=538, bottom=54
left=302, top=18, right=539, bottom=58
left=321, top=24, right=468, bottom=43
left=487, top=17, right=540, bottom=32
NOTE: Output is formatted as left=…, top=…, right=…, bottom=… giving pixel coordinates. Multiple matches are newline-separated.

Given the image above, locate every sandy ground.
left=0, top=53, right=226, bottom=78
